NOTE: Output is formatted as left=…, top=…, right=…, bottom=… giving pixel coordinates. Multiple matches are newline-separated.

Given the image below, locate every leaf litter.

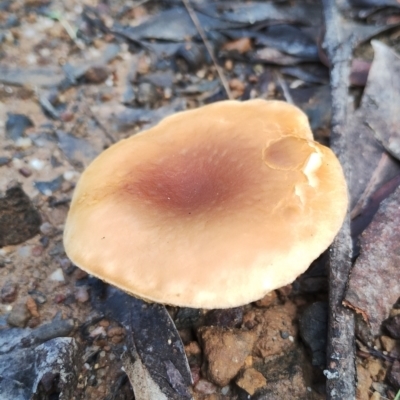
left=2, top=0, right=400, bottom=399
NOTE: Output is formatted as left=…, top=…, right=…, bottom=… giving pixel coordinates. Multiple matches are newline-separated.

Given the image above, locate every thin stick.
left=181, top=0, right=233, bottom=100
left=275, top=71, right=294, bottom=104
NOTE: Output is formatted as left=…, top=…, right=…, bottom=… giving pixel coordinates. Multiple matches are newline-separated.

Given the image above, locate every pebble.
left=280, top=330, right=289, bottom=339
left=40, top=222, right=57, bottom=237
left=369, top=392, right=381, bottom=400
left=255, top=290, right=278, bottom=308
left=17, top=246, right=31, bottom=258
left=58, top=257, right=75, bottom=275
left=74, top=268, right=88, bottom=280
left=381, top=335, right=397, bottom=352
left=356, top=364, right=372, bottom=400
left=26, top=296, right=39, bottom=317
left=0, top=157, right=11, bottom=166
left=137, top=82, right=158, bottom=105
left=84, top=66, right=110, bottom=83
left=194, top=379, right=217, bottom=395
left=1, top=281, right=18, bottom=303
left=6, top=113, right=34, bottom=141
left=15, top=137, right=32, bottom=149
left=107, top=327, right=125, bottom=338
left=18, top=167, right=32, bottom=177
left=28, top=290, right=47, bottom=304
left=54, top=293, right=66, bottom=303
left=236, top=368, right=267, bottom=395
left=75, top=286, right=89, bottom=303
left=7, top=303, right=30, bottom=327
left=198, top=326, right=257, bottom=386
left=49, top=268, right=65, bottom=282
left=31, top=245, right=44, bottom=257
left=29, top=158, right=45, bottom=170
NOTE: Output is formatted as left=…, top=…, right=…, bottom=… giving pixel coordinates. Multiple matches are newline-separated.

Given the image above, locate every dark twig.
left=181, top=0, right=233, bottom=100
left=322, top=1, right=356, bottom=399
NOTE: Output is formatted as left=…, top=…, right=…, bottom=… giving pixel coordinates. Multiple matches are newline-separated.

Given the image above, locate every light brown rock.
left=255, top=290, right=278, bottom=308
left=356, top=364, right=372, bottom=400
left=380, top=335, right=397, bottom=352
left=194, top=379, right=217, bottom=394
left=236, top=368, right=267, bottom=395
left=7, top=303, right=30, bottom=327
left=252, top=302, right=298, bottom=358
left=369, top=391, right=381, bottom=400
left=198, top=326, right=257, bottom=386
left=366, top=358, right=386, bottom=381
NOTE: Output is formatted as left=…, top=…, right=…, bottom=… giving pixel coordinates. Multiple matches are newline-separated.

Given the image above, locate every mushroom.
left=64, top=99, right=347, bottom=309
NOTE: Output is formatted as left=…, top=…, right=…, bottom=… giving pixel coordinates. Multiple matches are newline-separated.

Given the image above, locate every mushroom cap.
left=64, top=99, right=348, bottom=309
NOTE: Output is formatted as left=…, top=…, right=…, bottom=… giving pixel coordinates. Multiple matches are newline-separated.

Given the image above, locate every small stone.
left=381, top=335, right=398, bottom=352
left=198, top=326, right=257, bottom=386
left=29, top=158, right=45, bottom=170
left=253, top=303, right=298, bottom=358
left=255, top=291, right=278, bottom=308
left=74, top=268, right=88, bottom=280
left=110, top=335, right=124, bottom=344
left=370, top=392, right=381, bottom=400
left=54, top=294, right=66, bottom=303
left=191, top=366, right=200, bottom=385
left=371, top=381, right=388, bottom=396
left=18, top=167, right=32, bottom=177
left=0, top=157, right=11, bottom=166
left=228, top=78, right=245, bottom=98
left=221, top=386, right=230, bottom=395
left=60, top=111, right=74, bottom=122
left=40, top=222, right=57, bottom=236
left=194, top=379, right=217, bottom=395
left=75, top=286, right=89, bottom=303
left=7, top=303, right=30, bottom=327
left=388, top=360, right=400, bottom=390
left=107, top=326, right=125, bottom=337
left=58, top=257, right=75, bottom=275
left=280, top=330, right=289, bottom=339
left=137, top=82, right=158, bottom=105
left=29, top=290, right=47, bottom=304
left=236, top=368, right=267, bottom=395
left=85, top=65, right=110, bottom=83
left=185, top=341, right=201, bottom=357
left=383, top=315, right=400, bottom=339
left=26, top=296, right=39, bottom=317
left=356, top=364, right=372, bottom=400
left=49, top=268, right=65, bottom=282
left=366, top=358, right=386, bottom=381
left=31, top=245, right=44, bottom=257
left=1, top=281, right=18, bottom=303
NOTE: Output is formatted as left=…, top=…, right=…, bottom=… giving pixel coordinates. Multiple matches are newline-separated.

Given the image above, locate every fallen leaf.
left=363, top=41, right=400, bottom=161
left=344, top=185, right=400, bottom=335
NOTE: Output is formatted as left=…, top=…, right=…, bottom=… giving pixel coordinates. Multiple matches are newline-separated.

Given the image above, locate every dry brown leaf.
left=345, top=185, right=400, bottom=335
left=364, top=41, right=400, bottom=161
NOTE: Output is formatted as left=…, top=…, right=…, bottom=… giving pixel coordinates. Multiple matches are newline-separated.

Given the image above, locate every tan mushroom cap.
left=64, top=99, right=348, bottom=309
